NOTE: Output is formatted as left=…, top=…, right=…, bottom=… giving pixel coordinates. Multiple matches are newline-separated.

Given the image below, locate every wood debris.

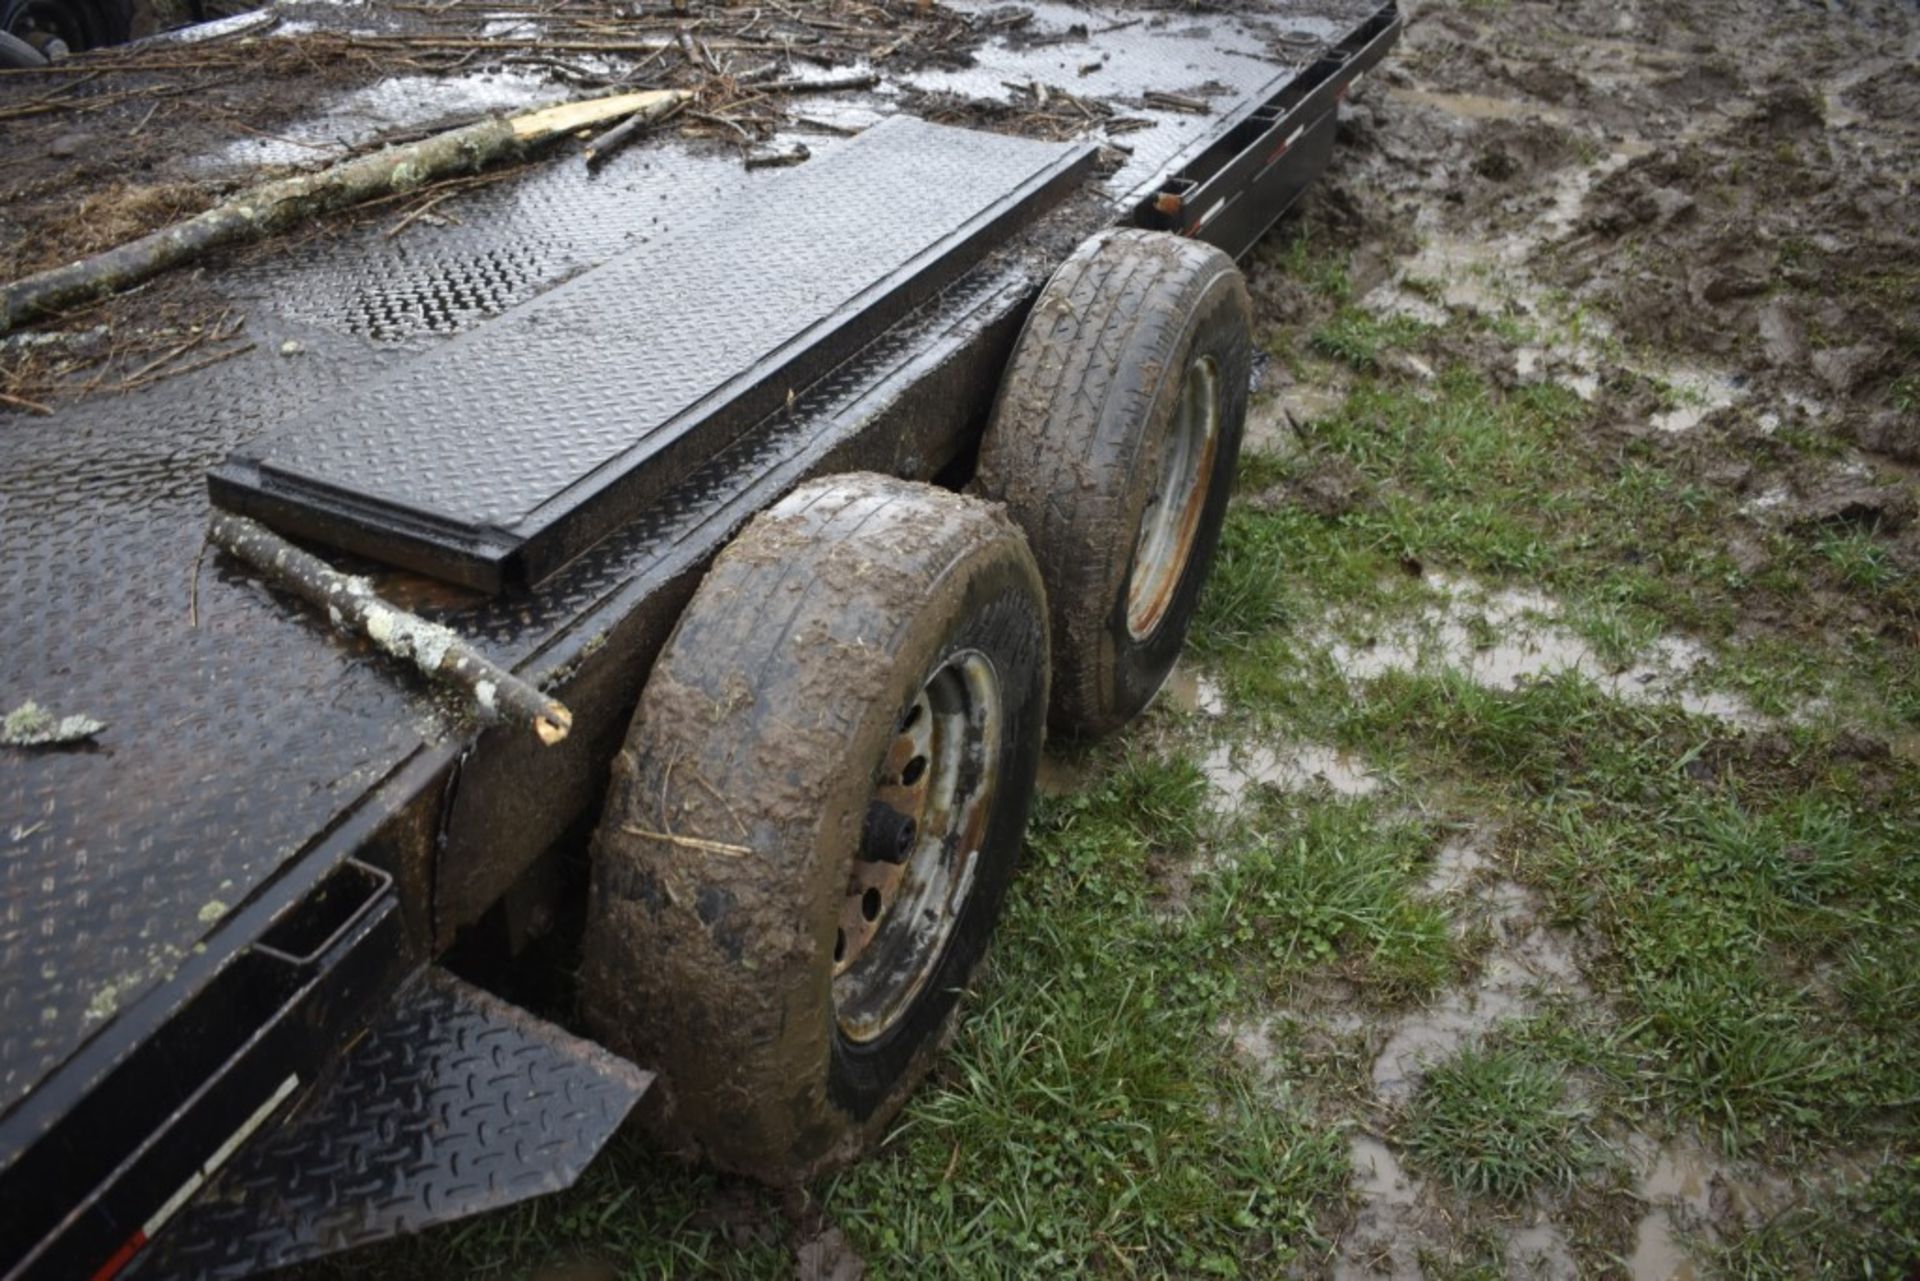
left=1, top=89, right=687, bottom=332
left=208, top=512, right=574, bottom=745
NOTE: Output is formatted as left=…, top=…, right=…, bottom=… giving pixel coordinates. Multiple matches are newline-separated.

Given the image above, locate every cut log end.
left=535, top=704, right=573, bottom=746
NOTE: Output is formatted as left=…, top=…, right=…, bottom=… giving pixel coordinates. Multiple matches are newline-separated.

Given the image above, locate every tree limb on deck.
left=208, top=512, right=573, bottom=746
left=0, top=88, right=687, bottom=334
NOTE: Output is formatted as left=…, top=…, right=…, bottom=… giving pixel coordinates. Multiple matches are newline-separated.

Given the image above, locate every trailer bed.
left=0, top=1, right=1396, bottom=1273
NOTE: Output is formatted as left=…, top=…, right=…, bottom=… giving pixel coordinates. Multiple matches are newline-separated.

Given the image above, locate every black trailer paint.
left=213, top=119, right=1100, bottom=591
left=0, top=3, right=1400, bottom=1275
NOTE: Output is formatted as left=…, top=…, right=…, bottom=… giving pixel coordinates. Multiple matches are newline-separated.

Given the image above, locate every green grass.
left=1256, top=228, right=1353, bottom=303
left=830, top=754, right=1354, bottom=1276
left=1402, top=1042, right=1603, bottom=1201
left=1709, top=1154, right=1920, bottom=1279
left=1893, top=373, right=1918, bottom=413
left=1332, top=671, right=1920, bottom=1150
left=1193, top=799, right=1455, bottom=1000
left=1308, top=308, right=1430, bottom=371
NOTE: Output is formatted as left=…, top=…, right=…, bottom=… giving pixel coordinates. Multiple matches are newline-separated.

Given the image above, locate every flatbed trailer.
left=0, top=3, right=1399, bottom=1275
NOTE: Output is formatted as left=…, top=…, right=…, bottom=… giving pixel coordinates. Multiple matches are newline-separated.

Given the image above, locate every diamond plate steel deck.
left=212, top=118, right=1098, bottom=590
left=134, top=967, right=650, bottom=1280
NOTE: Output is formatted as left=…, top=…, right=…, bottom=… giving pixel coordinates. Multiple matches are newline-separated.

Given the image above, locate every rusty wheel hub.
left=1126, top=353, right=1219, bottom=640
left=833, top=649, right=1001, bottom=1044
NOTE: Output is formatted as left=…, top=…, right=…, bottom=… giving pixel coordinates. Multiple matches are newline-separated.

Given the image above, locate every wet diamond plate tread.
left=137, top=968, right=650, bottom=1280
left=220, top=117, right=1092, bottom=587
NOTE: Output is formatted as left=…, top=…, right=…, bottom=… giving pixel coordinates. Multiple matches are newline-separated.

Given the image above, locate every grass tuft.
left=1402, top=1043, right=1603, bottom=1201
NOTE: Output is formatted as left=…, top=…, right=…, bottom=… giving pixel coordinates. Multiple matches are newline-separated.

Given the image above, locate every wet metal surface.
left=137, top=966, right=651, bottom=1280
left=907, top=0, right=1368, bottom=201
left=217, top=118, right=1097, bottom=588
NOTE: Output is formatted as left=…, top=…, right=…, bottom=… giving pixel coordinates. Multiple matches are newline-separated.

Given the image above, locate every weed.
left=1710, top=1155, right=1920, bottom=1279
left=1307, top=308, right=1429, bottom=371
left=1195, top=799, right=1455, bottom=1000
left=1402, top=1043, right=1603, bottom=1201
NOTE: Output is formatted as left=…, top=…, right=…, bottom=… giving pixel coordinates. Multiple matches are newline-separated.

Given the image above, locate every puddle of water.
left=1217, top=1012, right=1282, bottom=1073
left=1322, top=574, right=1757, bottom=724
left=1202, top=740, right=1379, bottom=809
left=1647, top=365, right=1745, bottom=435
left=1540, top=143, right=1651, bottom=239
left=1629, top=1211, right=1698, bottom=1281
left=1350, top=1133, right=1422, bottom=1208
left=1421, top=835, right=1493, bottom=897
left=1374, top=845, right=1586, bottom=1103
left=1243, top=381, right=1349, bottom=453
left=1396, top=228, right=1534, bottom=313
left=1740, top=482, right=1792, bottom=517
left=202, top=70, right=564, bottom=170
left=1384, top=85, right=1568, bottom=126
left=1369, top=982, right=1532, bottom=1104
left=1622, top=1132, right=1804, bottom=1280
left=1335, top=1134, right=1429, bottom=1281
left=1516, top=343, right=1605, bottom=401
left=1508, top=1220, right=1578, bottom=1279
left=1161, top=665, right=1226, bottom=717
left=1360, top=282, right=1450, bottom=327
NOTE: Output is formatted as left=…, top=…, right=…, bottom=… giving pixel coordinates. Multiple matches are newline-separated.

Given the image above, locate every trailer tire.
left=0, top=27, right=44, bottom=62
left=2, top=0, right=131, bottom=50
left=976, top=228, right=1251, bottom=739
left=582, top=473, right=1048, bottom=1185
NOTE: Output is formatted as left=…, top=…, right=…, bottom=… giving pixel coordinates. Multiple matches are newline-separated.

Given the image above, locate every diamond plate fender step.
left=130, top=968, right=651, bottom=1281
left=211, top=117, right=1099, bottom=591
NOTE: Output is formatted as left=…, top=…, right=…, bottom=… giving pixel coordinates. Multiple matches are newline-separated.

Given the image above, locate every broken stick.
left=584, top=94, right=686, bottom=169
left=0, top=88, right=687, bottom=333
left=207, top=512, right=573, bottom=746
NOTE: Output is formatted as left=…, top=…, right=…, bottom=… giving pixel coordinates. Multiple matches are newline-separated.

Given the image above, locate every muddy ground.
left=1210, top=0, right=1920, bottom=1272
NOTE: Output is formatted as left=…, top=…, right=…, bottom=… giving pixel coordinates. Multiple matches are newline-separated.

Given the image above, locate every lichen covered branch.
left=208, top=512, right=572, bottom=745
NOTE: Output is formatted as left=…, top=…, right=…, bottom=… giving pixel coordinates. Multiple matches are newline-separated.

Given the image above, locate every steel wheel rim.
left=834, top=649, right=1001, bottom=1044
left=1126, top=354, right=1220, bottom=640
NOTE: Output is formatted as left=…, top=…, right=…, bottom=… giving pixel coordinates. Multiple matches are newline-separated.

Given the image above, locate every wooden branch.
left=208, top=512, right=573, bottom=746
left=0, top=88, right=686, bottom=334
left=761, top=72, right=878, bottom=94
left=508, top=87, right=683, bottom=142
left=583, top=94, right=686, bottom=169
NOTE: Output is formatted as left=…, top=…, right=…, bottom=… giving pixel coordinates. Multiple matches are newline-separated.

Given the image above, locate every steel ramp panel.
left=210, top=118, right=1097, bottom=591
left=130, top=967, right=651, bottom=1281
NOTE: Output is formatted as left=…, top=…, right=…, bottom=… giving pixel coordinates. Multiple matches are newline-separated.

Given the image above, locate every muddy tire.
left=2, top=0, right=131, bottom=50
left=0, top=28, right=43, bottom=62
left=581, top=473, right=1048, bottom=1184
left=975, top=228, right=1251, bottom=739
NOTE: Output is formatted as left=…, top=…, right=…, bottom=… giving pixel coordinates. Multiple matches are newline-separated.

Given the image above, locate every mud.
left=1622, top=1132, right=1802, bottom=1281
left=1370, top=832, right=1586, bottom=1108
left=1203, top=739, right=1379, bottom=809
left=1228, top=2, right=1920, bottom=1273
left=1161, top=663, right=1227, bottom=717
left=1304, top=0, right=1920, bottom=647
